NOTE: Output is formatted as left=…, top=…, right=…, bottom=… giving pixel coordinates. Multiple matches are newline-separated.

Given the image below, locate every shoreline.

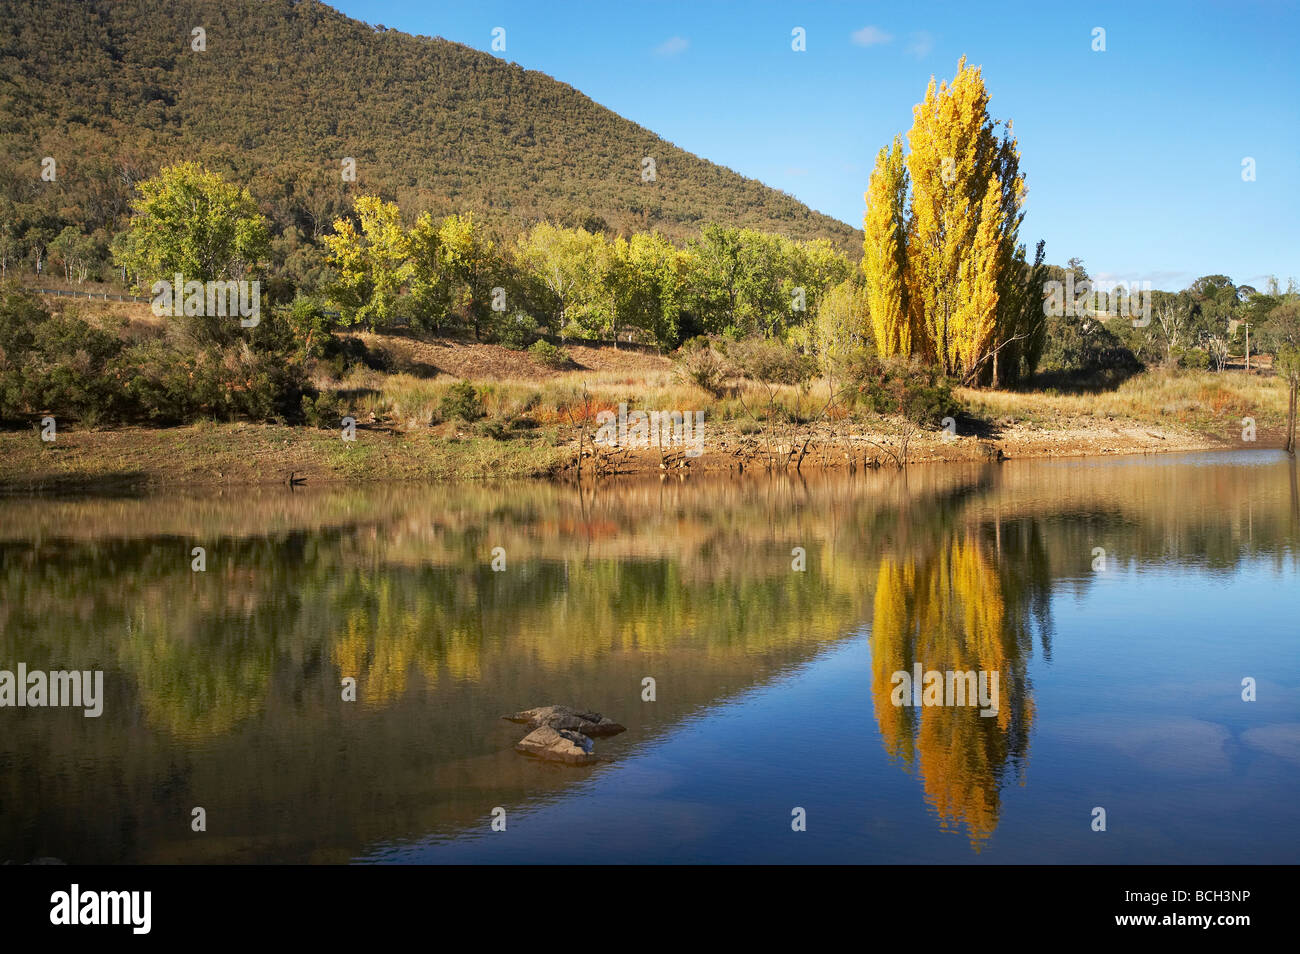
left=0, top=416, right=1272, bottom=494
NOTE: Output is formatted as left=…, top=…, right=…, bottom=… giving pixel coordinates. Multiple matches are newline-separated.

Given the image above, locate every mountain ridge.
left=0, top=0, right=861, bottom=253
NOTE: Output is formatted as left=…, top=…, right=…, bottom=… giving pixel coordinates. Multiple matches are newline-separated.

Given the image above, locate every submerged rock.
left=515, top=726, right=598, bottom=765
left=504, top=705, right=626, bottom=737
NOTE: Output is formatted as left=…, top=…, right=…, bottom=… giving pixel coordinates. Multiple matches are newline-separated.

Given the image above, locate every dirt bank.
left=0, top=413, right=1267, bottom=494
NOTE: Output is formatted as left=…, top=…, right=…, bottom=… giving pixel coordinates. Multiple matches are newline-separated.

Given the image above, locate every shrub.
left=319, top=335, right=393, bottom=376
left=528, top=339, right=572, bottom=369
left=111, top=340, right=311, bottom=424
left=842, top=352, right=961, bottom=426
left=0, top=286, right=310, bottom=426
left=280, top=296, right=338, bottom=360
left=1175, top=346, right=1212, bottom=371
left=725, top=337, right=817, bottom=387
left=1041, top=312, right=1142, bottom=376
left=475, top=418, right=509, bottom=440
left=320, top=353, right=348, bottom=380
left=107, top=341, right=199, bottom=423
left=0, top=291, right=126, bottom=422
left=440, top=380, right=485, bottom=421
left=493, top=311, right=542, bottom=350
left=673, top=338, right=729, bottom=397
left=301, top=390, right=345, bottom=428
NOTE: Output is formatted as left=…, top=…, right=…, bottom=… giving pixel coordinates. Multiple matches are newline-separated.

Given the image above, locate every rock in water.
left=515, top=726, right=598, bottom=765
left=504, top=705, right=627, bottom=737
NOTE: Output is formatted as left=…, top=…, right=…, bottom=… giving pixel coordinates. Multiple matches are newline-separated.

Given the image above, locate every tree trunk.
left=1284, top=382, right=1294, bottom=454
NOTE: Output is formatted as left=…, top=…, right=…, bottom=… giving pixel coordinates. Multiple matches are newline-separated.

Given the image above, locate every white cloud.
left=654, top=36, right=689, bottom=56
left=850, top=26, right=893, bottom=47
left=905, top=31, right=934, bottom=58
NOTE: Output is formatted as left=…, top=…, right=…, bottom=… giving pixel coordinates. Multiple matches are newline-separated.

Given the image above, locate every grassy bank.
left=0, top=362, right=1288, bottom=493
left=0, top=420, right=573, bottom=492
left=328, top=330, right=1291, bottom=435
left=1, top=298, right=1291, bottom=492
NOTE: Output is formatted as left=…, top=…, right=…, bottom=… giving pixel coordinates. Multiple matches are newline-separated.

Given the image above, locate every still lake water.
left=1, top=450, right=1297, bottom=864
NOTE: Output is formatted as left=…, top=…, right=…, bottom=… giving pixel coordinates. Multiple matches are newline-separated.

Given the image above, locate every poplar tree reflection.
left=870, top=519, right=1050, bottom=848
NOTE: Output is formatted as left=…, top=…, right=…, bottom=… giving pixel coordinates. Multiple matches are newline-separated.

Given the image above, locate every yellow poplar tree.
left=862, top=136, right=912, bottom=357
left=903, top=57, right=1025, bottom=381
left=954, top=181, right=1005, bottom=375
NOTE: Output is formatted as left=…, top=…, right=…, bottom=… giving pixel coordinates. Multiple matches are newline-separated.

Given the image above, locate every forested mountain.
left=0, top=0, right=858, bottom=252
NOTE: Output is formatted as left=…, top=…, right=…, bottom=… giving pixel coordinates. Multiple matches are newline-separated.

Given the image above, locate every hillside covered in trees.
left=0, top=0, right=858, bottom=264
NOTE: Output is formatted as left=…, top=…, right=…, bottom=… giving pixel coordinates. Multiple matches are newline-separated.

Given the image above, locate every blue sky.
left=331, top=1, right=1298, bottom=291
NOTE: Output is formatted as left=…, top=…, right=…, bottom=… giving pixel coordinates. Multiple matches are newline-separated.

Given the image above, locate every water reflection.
left=0, top=452, right=1296, bottom=862
left=870, top=529, right=1044, bottom=848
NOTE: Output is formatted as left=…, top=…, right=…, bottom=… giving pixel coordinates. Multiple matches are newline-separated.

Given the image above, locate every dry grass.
left=327, top=362, right=841, bottom=431
left=335, top=362, right=1288, bottom=443
left=958, top=369, right=1287, bottom=429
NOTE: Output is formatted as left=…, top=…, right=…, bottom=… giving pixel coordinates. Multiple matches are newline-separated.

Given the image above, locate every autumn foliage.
left=863, top=58, right=1044, bottom=387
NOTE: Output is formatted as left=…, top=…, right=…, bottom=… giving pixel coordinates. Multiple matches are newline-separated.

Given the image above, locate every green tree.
left=686, top=224, right=745, bottom=335
left=686, top=225, right=795, bottom=338
left=0, top=198, right=21, bottom=280
left=114, top=162, right=270, bottom=287
left=993, top=239, right=1049, bottom=384
left=323, top=195, right=413, bottom=331
left=406, top=210, right=451, bottom=330
left=515, top=223, right=608, bottom=336
left=810, top=278, right=871, bottom=375
left=610, top=231, right=687, bottom=349
left=49, top=226, right=99, bottom=283
left=437, top=212, right=501, bottom=340
left=790, top=238, right=854, bottom=332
